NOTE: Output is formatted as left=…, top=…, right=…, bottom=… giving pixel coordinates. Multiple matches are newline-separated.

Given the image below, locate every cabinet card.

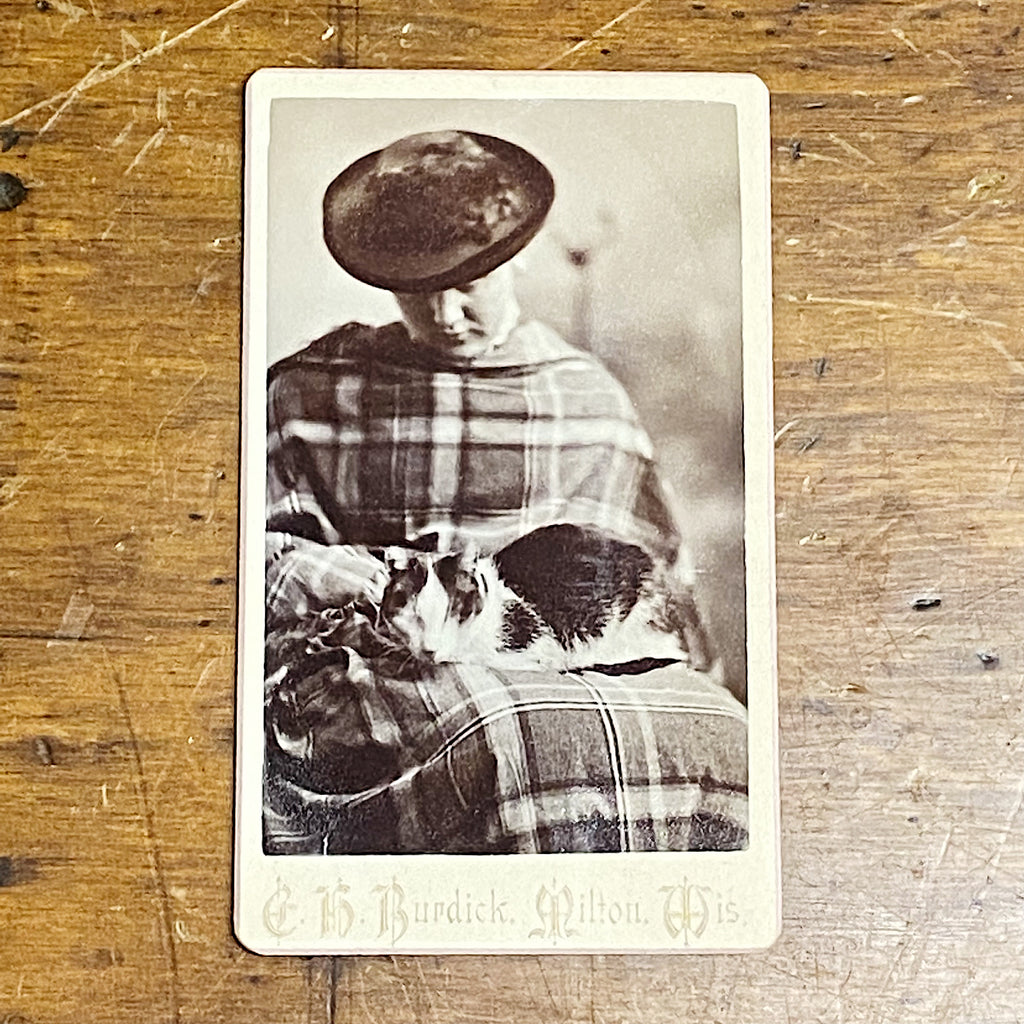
left=237, top=69, right=778, bottom=954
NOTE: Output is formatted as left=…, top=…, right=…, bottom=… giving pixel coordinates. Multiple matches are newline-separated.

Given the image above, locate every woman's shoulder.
left=514, top=322, right=637, bottom=398
left=506, top=320, right=591, bottom=363
left=268, top=322, right=409, bottom=382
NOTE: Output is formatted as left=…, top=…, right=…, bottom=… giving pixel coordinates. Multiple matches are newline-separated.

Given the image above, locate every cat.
left=266, top=524, right=716, bottom=794
left=376, top=523, right=714, bottom=674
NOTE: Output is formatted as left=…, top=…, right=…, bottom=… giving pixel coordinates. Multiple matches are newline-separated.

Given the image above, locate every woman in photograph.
left=262, top=130, right=748, bottom=856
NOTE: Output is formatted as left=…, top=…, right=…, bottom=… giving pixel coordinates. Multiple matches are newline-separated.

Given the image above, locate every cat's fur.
left=374, top=523, right=713, bottom=673
left=267, top=524, right=716, bottom=792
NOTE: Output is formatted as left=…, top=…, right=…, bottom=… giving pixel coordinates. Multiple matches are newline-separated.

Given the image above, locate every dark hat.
left=322, top=130, right=554, bottom=293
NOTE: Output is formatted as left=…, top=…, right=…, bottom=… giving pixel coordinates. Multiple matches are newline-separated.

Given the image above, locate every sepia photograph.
left=236, top=69, right=776, bottom=954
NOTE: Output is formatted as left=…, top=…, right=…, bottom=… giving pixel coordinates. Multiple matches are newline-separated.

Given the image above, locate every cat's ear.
left=382, top=546, right=411, bottom=572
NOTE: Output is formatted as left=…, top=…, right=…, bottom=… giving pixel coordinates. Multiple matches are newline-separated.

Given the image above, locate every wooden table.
left=2, top=1, right=1022, bottom=1020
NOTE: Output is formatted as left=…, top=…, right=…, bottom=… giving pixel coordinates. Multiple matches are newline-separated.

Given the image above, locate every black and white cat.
left=265, top=524, right=716, bottom=688
left=266, top=523, right=716, bottom=793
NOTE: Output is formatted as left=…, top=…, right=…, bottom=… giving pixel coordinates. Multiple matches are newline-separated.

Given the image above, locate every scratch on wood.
left=36, top=61, right=106, bottom=135
left=328, top=957, right=339, bottom=1024
left=971, top=771, right=1024, bottom=905
left=121, top=26, right=144, bottom=57
left=47, top=590, right=95, bottom=645
left=384, top=955, right=418, bottom=1019
left=150, top=362, right=209, bottom=478
left=190, top=261, right=220, bottom=303
left=861, top=572, right=1024, bottom=661
left=50, top=0, right=88, bottom=24
left=33, top=736, right=56, bottom=765
left=875, top=928, right=913, bottom=997
left=111, top=119, right=135, bottom=147
left=967, top=170, right=1007, bottom=201
left=776, top=145, right=842, bottom=165
left=891, top=27, right=920, bottom=53
left=1004, top=456, right=1019, bottom=493
left=156, top=87, right=171, bottom=125
left=113, top=666, right=180, bottom=1024
left=355, top=964, right=383, bottom=1024
left=851, top=516, right=898, bottom=553
left=826, top=132, right=875, bottom=165
left=538, top=0, right=653, bottom=69
left=981, top=334, right=1024, bottom=374
left=305, top=958, right=314, bottom=1024
left=191, top=655, right=222, bottom=696
left=2, top=0, right=256, bottom=129
left=822, top=218, right=869, bottom=237
left=537, top=956, right=560, bottom=1013
left=932, top=824, right=954, bottom=876
left=124, top=126, right=167, bottom=175
left=897, top=206, right=985, bottom=254
left=935, top=47, right=966, bottom=71
left=773, top=418, right=800, bottom=445
left=0, top=476, right=29, bottom=512
left=783, top=293, right=1009, bottom=329
left=412, top=959, right=439, bottom=1019
left=100, top=197, right=132, bottom=240
left=0, top=431, right=73, bottom=514
left=928, top=207, right=984, bottom=238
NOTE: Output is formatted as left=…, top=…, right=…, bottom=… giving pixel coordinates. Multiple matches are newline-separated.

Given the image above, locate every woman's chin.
left=428, top=333, right=494, bottom=359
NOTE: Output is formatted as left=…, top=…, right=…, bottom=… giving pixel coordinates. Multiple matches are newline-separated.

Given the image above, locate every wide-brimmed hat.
left=322, top=130, right=554, bottom=293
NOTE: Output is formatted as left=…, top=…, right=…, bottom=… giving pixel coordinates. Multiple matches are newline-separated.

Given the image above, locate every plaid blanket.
left=267, top=319, right=684, bottom=563
left=264, top=322, right=746, bottom=854
left=264, top=655, right=748, bottom=855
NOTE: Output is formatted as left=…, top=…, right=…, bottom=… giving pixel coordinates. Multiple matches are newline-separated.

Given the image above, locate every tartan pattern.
left=263, top=321, right=748, bottom=854
left=267, top=320, right=683, bottom=561
left=264, top=658, right=748, bottom=855
left=265, top=534, right=388, bottom=626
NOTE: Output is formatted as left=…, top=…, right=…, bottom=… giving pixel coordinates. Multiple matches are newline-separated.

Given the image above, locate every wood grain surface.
left=2, top=0, right=1023, bottom=1020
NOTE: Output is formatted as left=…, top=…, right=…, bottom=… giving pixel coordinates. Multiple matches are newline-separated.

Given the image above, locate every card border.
left=236, top=68, right=778, bottom=956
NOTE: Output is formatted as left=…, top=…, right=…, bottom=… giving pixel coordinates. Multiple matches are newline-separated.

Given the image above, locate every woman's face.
left=393, top=263, right=519, bottom=359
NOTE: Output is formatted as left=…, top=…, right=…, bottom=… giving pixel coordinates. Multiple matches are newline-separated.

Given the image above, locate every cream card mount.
left=237, top=69, right=777, bottom=955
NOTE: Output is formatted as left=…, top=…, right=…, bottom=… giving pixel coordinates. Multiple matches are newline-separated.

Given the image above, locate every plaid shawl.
left=264, top=654, right=748, bottom=855
left=267, top=320, right=683, bottom=562
left=264, top=321, right=746, bottom=854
